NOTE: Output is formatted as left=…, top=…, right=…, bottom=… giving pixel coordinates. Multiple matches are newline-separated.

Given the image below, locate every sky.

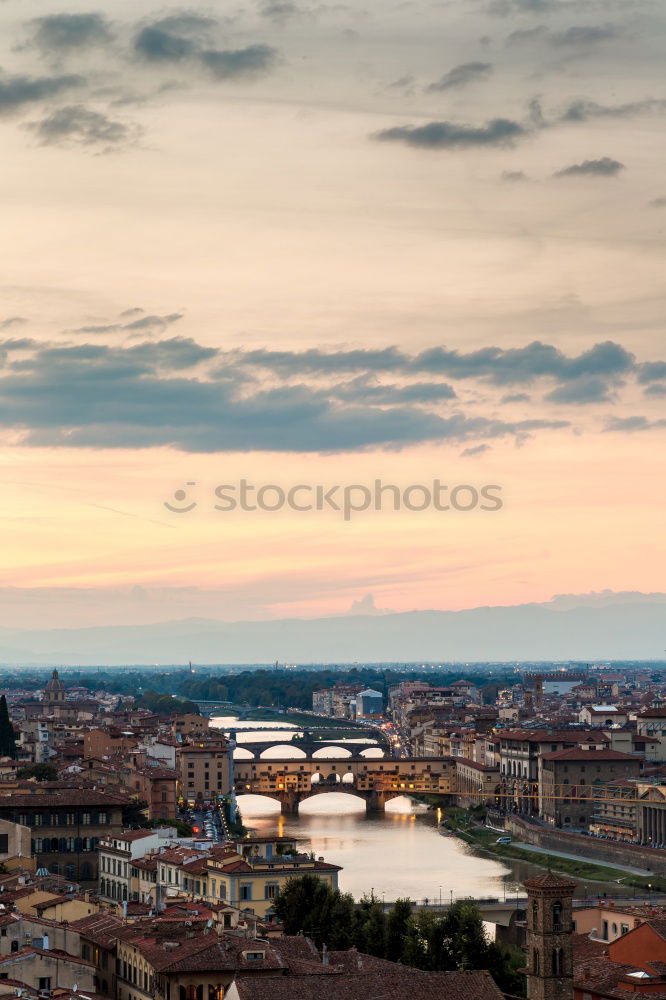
left=0, top=0, right=665, bottom=632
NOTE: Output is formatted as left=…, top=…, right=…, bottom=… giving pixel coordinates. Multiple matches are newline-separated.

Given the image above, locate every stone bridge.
left=231, top=736, right=383, bottom=760
left=234, top=755, right=456, bottom=815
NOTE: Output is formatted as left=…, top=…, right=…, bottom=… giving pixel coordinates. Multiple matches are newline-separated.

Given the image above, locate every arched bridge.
left=231, top=737, right=384, bottom=760
left=234, top=755, right=456, bottom=815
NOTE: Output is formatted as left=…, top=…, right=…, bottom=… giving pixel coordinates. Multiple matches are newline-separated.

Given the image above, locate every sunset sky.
left=0, top=0, right=665, bottom=630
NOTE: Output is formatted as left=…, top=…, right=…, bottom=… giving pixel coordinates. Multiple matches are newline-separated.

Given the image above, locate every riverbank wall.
left=505, top=816, right=666, bottom=877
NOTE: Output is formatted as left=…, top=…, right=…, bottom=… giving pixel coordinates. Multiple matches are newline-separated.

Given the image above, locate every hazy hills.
left=0, top=592, right=664, bottom=665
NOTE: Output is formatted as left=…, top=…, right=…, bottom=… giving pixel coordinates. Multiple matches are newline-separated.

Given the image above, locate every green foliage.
left=145, top=816, right=193, bottom=836
left=17, top=762, right=58, bottom=781
left=4, top=666, right=498, bottom=713
left=272, top=876, right=525, bottom=995
left=136, top=690, right=200, bottom=716
left=122, top=800, right=149, bottom=828
left=0, top=696, right=17, bottom=760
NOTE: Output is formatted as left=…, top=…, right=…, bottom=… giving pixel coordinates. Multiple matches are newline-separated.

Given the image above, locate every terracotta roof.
left=523, top=871, right=577, bottom=890
left=0, top=789, right=126, bottom=807
left=541, top=747, right=642, bottom=761
left=69, top=912, right=124, bottom=948
left=232, top=969, right=505, bottom=1000
left=572, top=933, right=608, bottom=961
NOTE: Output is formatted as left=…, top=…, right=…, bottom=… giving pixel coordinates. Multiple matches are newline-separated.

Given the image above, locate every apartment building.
left=177, top=740, right=233, bottom=805
left=0, top=789, right=125, bottom=884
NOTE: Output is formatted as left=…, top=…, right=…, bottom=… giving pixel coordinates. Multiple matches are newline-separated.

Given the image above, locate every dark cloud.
left=71, top=312, right=183, bottom=336
left=0, top=72, right=84, bottom=115
left=555, top=157, right=624, bottom=177
left=0, top=317, right=27, bottom=331
left=550, top=24, right=619, bottom=46
left=25, top=105, right=142, bottom=151
left=260, top=2, right=300, bottom=21
left=412, top=340, right=634, bottom=385
left=502, top=170, right=527, bottom=182
left=150, top=14, right=217, bottom=35
left=0, top=332, right=661, bottom=452
left=636, top=361, right=666, bottom=384
left=26, top=13, right=114, bottom=53
left=238, top=346, right=406, bottom=375
left=426, top=62, right=492, bottom=92
left=329, top=376, right=457, bottom=406
left=0, top=336, right=572, bottom=453
left=545, top=376, right=616, bottom=404
left=374, top=117, right=525, bottom=150
left=133, top=17, right=277, bottom=81
left=506, top=26, right=549, bottom=44
left=460, top=444, right=492, bottom=457
left=0, top=339, right=568, bottom=452
left=490, top=0, right=555, bottom=14
left=235, top=340, right=637, bottom=389
left=560, top=98, right=666, bottom=123
left=200, top=45, right=277, bottom=80
left=605, top=416, right=666, bottom=433
left=134, top=26, right=198, bottom=62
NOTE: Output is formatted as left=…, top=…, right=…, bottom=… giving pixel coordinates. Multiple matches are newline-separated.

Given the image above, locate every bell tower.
left=524, top=872, right=575, bottom=1000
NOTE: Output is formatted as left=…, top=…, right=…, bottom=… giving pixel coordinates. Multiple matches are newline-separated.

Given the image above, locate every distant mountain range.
left=0, top=592, right=664, bottom=665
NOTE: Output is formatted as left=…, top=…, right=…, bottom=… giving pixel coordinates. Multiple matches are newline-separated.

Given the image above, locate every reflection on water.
left=212, top=716, right=298, bottom=731
left=217, top=720, right=616, bottom=901
left=238, top=792, right=513, bottom=902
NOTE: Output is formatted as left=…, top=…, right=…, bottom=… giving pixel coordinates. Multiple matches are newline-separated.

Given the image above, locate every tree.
left=385, top=898, right=412, bottom=961
left=122, top=800, right=149, bottom=828
left=273, top=874, right=357, bottom=948
left=0, top=697, right=17, bottom=759
left=18, top=762, right=58, bottom=782
left=357, top=897, right=387, bottom=957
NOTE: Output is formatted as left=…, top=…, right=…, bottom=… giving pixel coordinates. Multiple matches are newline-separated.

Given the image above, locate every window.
left=553, top=901, right=562, bottom=930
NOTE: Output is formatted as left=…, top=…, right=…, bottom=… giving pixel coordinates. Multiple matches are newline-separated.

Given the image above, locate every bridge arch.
left=310, top=771, right=341, bottom=785
left=259, top=744, right=307, bottom=759
left=311, top=745, right=352, bottom=759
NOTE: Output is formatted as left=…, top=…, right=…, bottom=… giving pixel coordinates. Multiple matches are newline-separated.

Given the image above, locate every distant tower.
left=524, top=872, right=575, bottom=1000
left=44, top=668, right=66, bottom=706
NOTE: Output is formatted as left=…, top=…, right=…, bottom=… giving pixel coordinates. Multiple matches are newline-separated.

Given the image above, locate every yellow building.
left=152, top=843, right=341, bottom=920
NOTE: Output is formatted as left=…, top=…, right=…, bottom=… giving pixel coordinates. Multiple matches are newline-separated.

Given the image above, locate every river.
left=212, top=716, right=619, bottom=903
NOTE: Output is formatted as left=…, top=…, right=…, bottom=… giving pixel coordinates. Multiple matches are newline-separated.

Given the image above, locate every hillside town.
left=0, top=665, right=665, bottom=1000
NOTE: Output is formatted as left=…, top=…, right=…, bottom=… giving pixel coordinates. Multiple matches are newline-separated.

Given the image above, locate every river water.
left=212, top=716, right=615, bottom=903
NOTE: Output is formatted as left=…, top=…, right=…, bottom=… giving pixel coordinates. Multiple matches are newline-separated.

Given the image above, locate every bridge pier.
left=365, top=790, right=386, bottom=815
left=280, top=792, right=301, bottom=816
